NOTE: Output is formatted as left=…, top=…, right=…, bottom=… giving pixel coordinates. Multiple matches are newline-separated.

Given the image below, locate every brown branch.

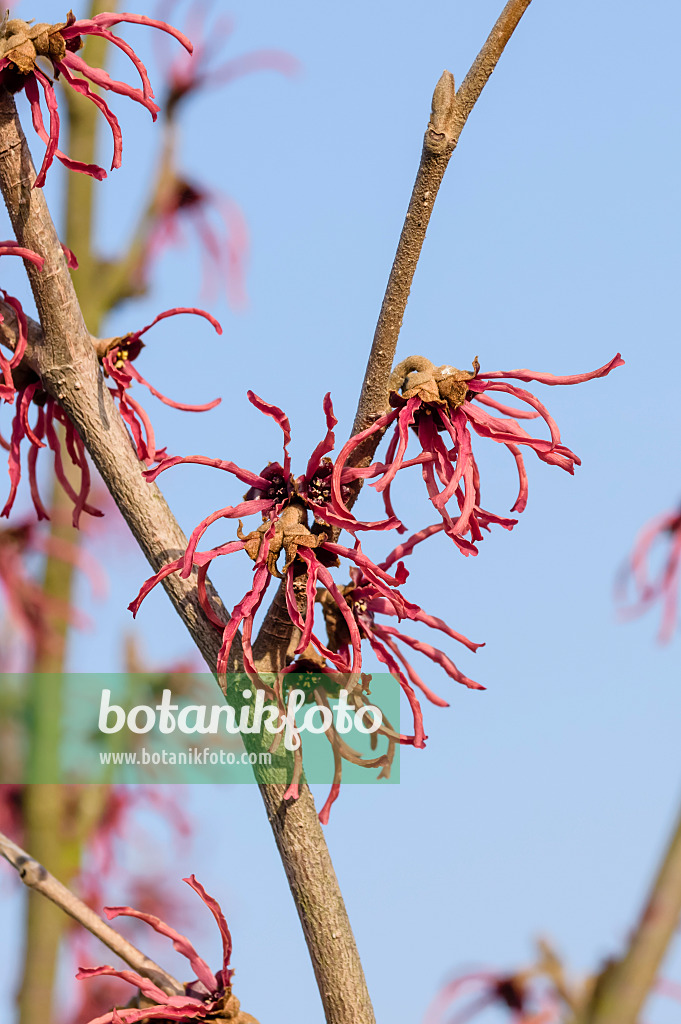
left=0, top=90, right=375, bottom=1024
left=0, top=829, right=184, bottom=996
left=254, top=0, right=533, bottom=676
left=0, top=87, right=235, bottom=674
left=0, top=300, right=119, bottom=362
left=352, top=0, right=533, bottom=451
left=572, top=801, right=681, bottom=1024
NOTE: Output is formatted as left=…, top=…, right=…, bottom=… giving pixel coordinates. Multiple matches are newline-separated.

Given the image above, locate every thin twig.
left=352, top=0, right=533, bottom=453
left=254, top=0, right=534, bottom=672
left=572, top=801, right=681, bottom=1024
left=0, top=829, right=183, bottom=996
left=0, top=89, right=375, bottom=1024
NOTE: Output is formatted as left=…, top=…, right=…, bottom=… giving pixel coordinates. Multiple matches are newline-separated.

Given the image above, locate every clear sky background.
left=1, top=2, right=680, bottom=1022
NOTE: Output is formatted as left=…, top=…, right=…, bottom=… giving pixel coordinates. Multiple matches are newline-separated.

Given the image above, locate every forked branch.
left=0, top=3, right=534, bottom=1021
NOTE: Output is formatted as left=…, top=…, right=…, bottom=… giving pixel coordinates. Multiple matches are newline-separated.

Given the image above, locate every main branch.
left=0, top=90, right=374, bottom=1024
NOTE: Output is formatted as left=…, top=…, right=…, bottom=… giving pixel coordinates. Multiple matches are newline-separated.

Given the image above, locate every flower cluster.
left=128, top=351, right=623, bottom=819
left=131, top=392, right=406, bottom=680
left=333, top=353, right=624, bottom=554
left=1, top=306, right=221, bottom=524
left=0, top=11, right=192, bottom=187
left=78, top=876, right=246, bottom=1024
left=100, top=306, right=222, bottom=466
left=618, top=506, right=681, bottom=643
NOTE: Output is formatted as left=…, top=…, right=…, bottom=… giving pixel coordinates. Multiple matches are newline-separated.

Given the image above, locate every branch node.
left=427, top=69, right=457, bottom=150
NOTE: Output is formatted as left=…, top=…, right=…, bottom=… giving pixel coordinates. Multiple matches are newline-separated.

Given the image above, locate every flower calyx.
left=237, top=502, right=329, bottom=579
left=389, top=355, right=480, bottom=410
left=0, top=14, right=76, bottom=78
left=99, top=333, right=144, bottom=372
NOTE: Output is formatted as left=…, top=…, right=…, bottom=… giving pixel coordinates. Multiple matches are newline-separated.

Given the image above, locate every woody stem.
left=0, top=829, right=183, bottom=996
left=253, top=0, right=535, bottom=676
left=0, top=87, right=373, bottom=1024
left=351, top=0, right=534, bottom=465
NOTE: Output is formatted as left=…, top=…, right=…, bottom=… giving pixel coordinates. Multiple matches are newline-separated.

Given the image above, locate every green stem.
left=16, top=786, right=64, bottom=1024
left=573, top=801, right=681, bottom=1024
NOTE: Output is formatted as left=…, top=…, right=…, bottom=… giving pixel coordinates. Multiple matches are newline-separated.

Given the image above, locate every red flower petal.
left=104, top=905, right=218, bottom=992
left=55, top=59, right=123, bottom=170
left=305, top=392, right=337, bottom=480
left=75, top=965, right=169, bottom=1005
left=65, top=13, right=193, bottom=55
left=247, top=391, right=291, bottom=476
left=476, top=352, right=624, bottom=385
left=144, top=454, right=267, bottom=489
left=183, top=875, right=233, bottom=981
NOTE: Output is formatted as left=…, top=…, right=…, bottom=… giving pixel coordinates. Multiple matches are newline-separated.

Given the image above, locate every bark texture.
left=0, top=88, right=375, bottom=1024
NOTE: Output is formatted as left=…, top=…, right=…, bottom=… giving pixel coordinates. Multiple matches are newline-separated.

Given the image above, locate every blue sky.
left=1, top=1, right=680, bottom=1022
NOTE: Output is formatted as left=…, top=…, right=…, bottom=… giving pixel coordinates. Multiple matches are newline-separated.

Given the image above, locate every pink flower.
left=143, top=177, right=250, bottom=309
left=617, top=507, right=681, bottom=643
left=1, top=383, right=104, bottom=526
left=100, top=306, right=222, bottom=465
left=656, top=978, right=681, bottom=1006
left=423, top=969, right=559, bottom=1024
left=77, top=876, right=240, bottom=1023
left=130, top=392, right=402, bottom=680
left=156, top=0, right=299, bottom=113
left=1, top=307, right=221, bottom=523
left=0, top=12, right=192, bottom=187
left=333, top=353, right=624, bottom=555
left=0, top=517, right=103, bottom=668
left=0, top=784, right=23, bottom=839
left=129, top=396, right=488, bottom=825
left=321, top=523, right=485, bottom=750
left=0, top=244, right=44, bottom=403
